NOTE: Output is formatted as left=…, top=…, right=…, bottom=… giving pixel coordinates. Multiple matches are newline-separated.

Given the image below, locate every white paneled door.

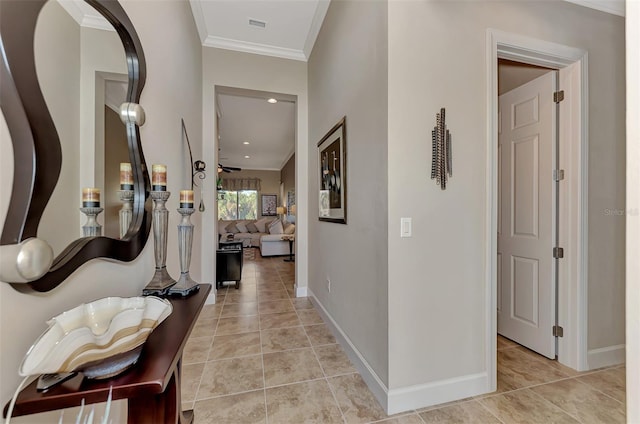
left=498, top=71, right=557, bottom=359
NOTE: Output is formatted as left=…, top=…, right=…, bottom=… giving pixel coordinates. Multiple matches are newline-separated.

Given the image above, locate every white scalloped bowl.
left=20, top=296, right=172, bottom=377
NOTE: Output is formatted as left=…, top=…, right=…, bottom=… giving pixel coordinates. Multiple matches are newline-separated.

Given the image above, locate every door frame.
left=485, top=29, right=590, bottom=389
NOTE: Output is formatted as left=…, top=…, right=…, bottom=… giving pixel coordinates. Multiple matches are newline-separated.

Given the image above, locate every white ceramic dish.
left=20, top=296, right=172, bottom=377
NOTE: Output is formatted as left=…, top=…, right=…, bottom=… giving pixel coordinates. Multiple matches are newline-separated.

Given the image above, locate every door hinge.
left=553, top=247, right=564, bottom=259
left=554, top=90, right=565, bottom=103
left=553, top=325, right=564, bottom=337
left=553, top=169, right=565, bottom=181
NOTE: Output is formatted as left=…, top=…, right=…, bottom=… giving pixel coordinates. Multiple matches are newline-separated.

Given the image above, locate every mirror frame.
left=0, top=0, right=151, bottom=292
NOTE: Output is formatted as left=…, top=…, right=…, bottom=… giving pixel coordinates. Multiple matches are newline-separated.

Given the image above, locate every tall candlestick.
left=142, top=191, right=176, bottom=296
left=179, top=190, right=194, bottom=208
left=120, top=163, right=133, bottom=190
left=82, top=188, right=100, bottom=207
left=168, top=206, right=199, bottom=297
left=151, top=164, right=167, bottom=191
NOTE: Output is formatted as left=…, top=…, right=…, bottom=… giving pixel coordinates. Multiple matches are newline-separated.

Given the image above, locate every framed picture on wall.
left=317, top=117, right=347, bottom=224
left=261, top=194, right=277, bottom=216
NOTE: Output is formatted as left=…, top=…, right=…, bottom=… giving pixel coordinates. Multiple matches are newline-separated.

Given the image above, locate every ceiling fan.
left=218, top=163, right=242, bottom=173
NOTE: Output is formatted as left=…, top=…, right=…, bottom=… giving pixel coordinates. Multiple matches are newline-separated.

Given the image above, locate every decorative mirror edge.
left=0, top=0, right=151, bottom=291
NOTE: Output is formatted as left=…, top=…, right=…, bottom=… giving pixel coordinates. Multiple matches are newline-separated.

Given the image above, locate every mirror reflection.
left=35, top=0, right=128, bottom=254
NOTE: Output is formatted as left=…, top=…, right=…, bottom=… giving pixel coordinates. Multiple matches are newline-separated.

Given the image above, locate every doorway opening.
left=486, top=29, right=590, bottom=392
left=214, top=85, right=297, bottom=283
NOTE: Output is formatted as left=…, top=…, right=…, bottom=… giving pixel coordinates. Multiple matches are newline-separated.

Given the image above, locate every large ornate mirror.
left=0, top=0, right=151, bottom=293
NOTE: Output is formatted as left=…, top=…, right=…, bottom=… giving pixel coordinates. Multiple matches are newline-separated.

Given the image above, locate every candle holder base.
left=142, top=267, right=176, bottom=296
left=168, top=273, right=200, bottom=297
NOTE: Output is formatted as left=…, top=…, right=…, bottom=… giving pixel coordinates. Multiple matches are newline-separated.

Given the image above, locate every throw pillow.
left=236, top=222, right=248, bottom=233
left=268, top=219, right=284, bottom=235
left=225, top=222, right=240, bottom=234
left=284, top=223, right=295, bottom=235
left=217, top=220, right=227, bottom=236
left=246, top=222, right=259, bottom=233
left=255, top=217, right=270, bottom=233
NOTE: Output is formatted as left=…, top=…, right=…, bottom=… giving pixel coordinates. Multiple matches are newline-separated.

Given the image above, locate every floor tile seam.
left=262, top=345, right=315, bottom=356
left=471, top=398, right=508, bottom=424
left=572, top=378, right=626, bottom=406
left=220, top=313, right=260, bottom=319
left=263, top=375, right=329, bottom=391
left=526, top=386, right=585, bottom=422
left=507, top=347, right=575, bottom=376
left=366, top=412, right=425, bottom=424
left=194, top=386, right=268, bottom=403
left=303, top=325, right=348, bottom=424
left=258, top=319, right=270, bottom=424
left=416, top=397, right=478, bottom=414
left=259, top=323, right=304, bottom=331
left=208, top=352, right=263, bottom=362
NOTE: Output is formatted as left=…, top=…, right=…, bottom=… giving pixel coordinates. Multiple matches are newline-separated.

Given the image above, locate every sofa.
left=218, top=217, right=295, bottom=257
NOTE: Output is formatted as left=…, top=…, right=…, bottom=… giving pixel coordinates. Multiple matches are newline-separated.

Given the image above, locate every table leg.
left=284, top=239, right=295, bottom=262
left=127, top=362, right=193, bottom=424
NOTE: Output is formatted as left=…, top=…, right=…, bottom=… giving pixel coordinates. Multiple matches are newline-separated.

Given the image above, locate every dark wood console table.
left=3, top=284, right=211, bottom=424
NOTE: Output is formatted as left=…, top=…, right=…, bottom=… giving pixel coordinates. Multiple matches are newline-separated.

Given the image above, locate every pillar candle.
left=152, top=164, right=167, bottom=191
left=120, top=163, right=133, bottom=190
left=82, top=188, right=100, bottom=207
left=180, top=190, right=194, bottom=208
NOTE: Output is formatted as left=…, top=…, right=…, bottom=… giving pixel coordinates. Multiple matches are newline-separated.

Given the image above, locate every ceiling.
left=217, top=89, right=296, bottom=171
left=59, top=0, right=624, bottom=171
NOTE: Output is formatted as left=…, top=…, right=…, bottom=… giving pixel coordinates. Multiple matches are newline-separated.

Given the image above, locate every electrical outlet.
left=326, top=277, right=331, bottom=293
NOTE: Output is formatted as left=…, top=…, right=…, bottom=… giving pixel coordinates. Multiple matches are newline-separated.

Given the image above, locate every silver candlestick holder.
left=142, top=191, right=176, bottom=296
left=80, top=207, right=104, bottom=237
left=168, top=207, right=200, bottom=296
left=118, top=190, right=134, bottom=239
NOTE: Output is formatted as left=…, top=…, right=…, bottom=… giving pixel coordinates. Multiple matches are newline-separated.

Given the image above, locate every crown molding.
left=58, top=0, right=114, bottom=31
left=303, top=0, right=330, bottom=59
left=203, top=36, right=307, bottom=62
left=563, top=0, right=625, bottom=16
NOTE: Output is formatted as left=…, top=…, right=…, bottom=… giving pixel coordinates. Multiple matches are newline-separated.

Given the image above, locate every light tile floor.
left=182, top=251, right=626, bottom=423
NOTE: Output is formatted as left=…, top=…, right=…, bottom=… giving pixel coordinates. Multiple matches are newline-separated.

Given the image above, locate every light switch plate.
left=401, top=217, right=412, bottom=237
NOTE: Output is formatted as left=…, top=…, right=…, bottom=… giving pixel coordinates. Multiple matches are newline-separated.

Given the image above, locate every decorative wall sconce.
left=430, top=108, right=453, bottom=190
left=182, top=119, right=206, bottom=211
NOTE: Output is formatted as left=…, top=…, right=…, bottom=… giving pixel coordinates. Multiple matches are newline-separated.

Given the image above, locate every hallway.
left=181, top=253, right=626, bottom=423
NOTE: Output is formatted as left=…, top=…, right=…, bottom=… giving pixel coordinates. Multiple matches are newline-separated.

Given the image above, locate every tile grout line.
left=189, top=292, right=224, bottom=409
left=301, top=306, right=348, bottom=424
left=527, top=387, right=586, bottom=423
left=471, top=398, right=507, bottom=424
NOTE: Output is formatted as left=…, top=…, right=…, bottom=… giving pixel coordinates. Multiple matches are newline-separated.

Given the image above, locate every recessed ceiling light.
left=243, top=141, right=250, bottom=145
left=244, top=155, right=250, bottom=159
left=267, top=98, right=278, bottom=104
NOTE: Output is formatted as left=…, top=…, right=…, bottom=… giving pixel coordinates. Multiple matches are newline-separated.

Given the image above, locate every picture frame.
left=261, top=194, right=277, bottom=216
left=317, top=117, right=347, bottom=224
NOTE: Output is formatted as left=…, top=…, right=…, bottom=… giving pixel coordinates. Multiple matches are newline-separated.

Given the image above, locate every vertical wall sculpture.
left=430, top=108, right=453, bottom=190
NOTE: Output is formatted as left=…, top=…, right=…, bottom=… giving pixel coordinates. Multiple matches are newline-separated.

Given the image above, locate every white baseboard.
left=205, top=292, right=217, bottom=305
left=308, top=289, right=493, bottom=415
left=307, top=289, right=389, bottom=410
left=295, top=285, right=308, bottom=297
left=587, top=344, right=625, bottom=370
left=386, top=372, right=489, bottom=415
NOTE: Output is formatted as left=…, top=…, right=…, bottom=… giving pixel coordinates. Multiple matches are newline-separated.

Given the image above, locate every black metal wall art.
left=430, top=108, right=452, bottom=190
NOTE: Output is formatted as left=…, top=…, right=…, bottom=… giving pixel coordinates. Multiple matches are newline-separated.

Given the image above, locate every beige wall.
left=0, top=1, right=202, bottom=420
left=33, top=0, right=81, bottom=256
left=388, top=0, right=624, bottom=392
left=201, top=48, right=308, bottom=294
left=308, top=0, right=389, bottom=385
left=104, top=106, right=129, bottom=238
left=626, top=0, right=640, bottom=419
